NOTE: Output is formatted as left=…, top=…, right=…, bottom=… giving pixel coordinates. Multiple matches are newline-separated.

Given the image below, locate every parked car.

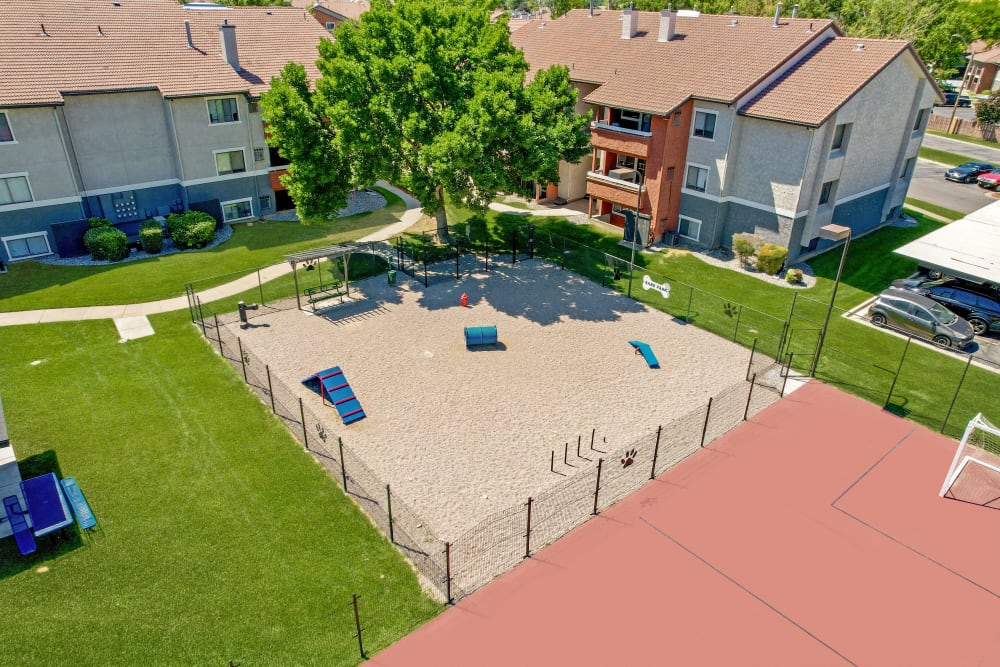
left=890, top=279, right=1000, bottom=336
left=938, top=91, right=973, bottom=107
left=977, top=171, right=1000, bottom=190
left=868, top=288, right=974, bottom=349
left=945, top=162, right=996, bottom=183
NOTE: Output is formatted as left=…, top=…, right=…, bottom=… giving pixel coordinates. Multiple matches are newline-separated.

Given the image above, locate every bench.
left=304, top=282, right=345, bottom=311
left=465, top=325, right=498, bottom=347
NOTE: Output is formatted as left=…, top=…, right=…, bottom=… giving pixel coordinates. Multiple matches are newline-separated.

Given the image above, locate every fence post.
left=386, top=484, right=394, bottom=544
left=213, top=314, right=224, bottom=356
left=265, top=365, right=276, bottom=413
left=745, top=338, right=758, bottom=381
left=941, top=355, right=974, bottom=434
left=445, top=542, right=453, bottom=604
left=351, top=594, right=365, bottom=659
left=524, top=497, right=532, bottom=559
left=685, top=287, right=694, bottom=323
left=528, top=225, right=535, bottom=260
left=512, top=230, right=518, bottom=264
left=592, top=458, right=603, bottom=515
left=423, top=262, right=428, bottom=287
left=883, top=337, right=911, bottom=409
left=238, top=337, right=248, bottom=383
left=257, top=269, right=264, bottom=306
left=650, top=425, right=662, bottom=480
left=299, top=398, right=309, bottom=449
left=781, top=353, right=794, bottom=397
left=743, top=374, right=757, bottom=421
left=732, top=304, right=743, bottom=342
left=775, top=320, right=790, bottom=363
left=455, top=250, right=460, bottom=279
left=700, top=397, right=713, bottom=447
left=338, top=437, right=347, bottom=492
left=196, top=296, right=206, bottom=335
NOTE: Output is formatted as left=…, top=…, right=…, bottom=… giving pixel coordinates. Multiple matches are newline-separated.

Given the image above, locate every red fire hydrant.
left=461, top=292, right=468, bottom=308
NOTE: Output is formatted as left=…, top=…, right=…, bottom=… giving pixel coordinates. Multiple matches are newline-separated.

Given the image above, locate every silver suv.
left=868, top=288, right=974, bottom=349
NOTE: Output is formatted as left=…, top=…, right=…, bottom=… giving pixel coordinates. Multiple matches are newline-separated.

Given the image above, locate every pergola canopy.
left=284, top=242, right=368, bottom=267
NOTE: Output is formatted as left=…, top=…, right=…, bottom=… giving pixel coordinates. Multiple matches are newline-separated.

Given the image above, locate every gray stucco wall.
left=831, top=188, right=888, bottom=235
left=725, top=117, right=811, bottom=214
left=677, top=193, right=720, bottom=246
left=0, top=106, right=79, bottom=201
left=721, top=201, right=796, bottom=250
left=62, top=91, right=178, bottom=191
left=185, top=174, right=268, bottom=218
left=0, top=201, right=86, bottom=262
left=170, top=95, right=264, bottom=181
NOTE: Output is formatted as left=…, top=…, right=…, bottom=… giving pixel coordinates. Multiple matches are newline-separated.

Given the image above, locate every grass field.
left=0, top=311, right=439, bottom=666
left=918, top=146, right=980, bottom=167
left=0, top=187, right=405, bottom=313
left=904, top=198, right=965, bottom=221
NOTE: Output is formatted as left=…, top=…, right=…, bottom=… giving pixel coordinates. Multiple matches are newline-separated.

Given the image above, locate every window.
left=215, top=149, right=246, bottom=176
left=253, top=147, right=265, bottom=162
left=685, top=164, right=709, bottom=193
left=259, top=195, right=272, bottom=211
left=677, top=216, right=702, bottom=241
left=900, top=157, right=916, bottom=179
left=831, top=123, right=850, bottom=152
left=909, top=303, right=934, bottom=324
left=672, top=112, right=682, bottom=126
left=0, top=113, right=13, bottom=143
left=611, top=203, right=626, bottom=215
left=2, top=232, right=50, bottom=259
left=222, top=198, right=253, bottom=221
left=0, top=174, right=32, bottom=204
left=325, top=22, right=336, bottom=29
left=248, top=101, right=260, bottom=114
left=610, top=108, right=652, bottom=133
left=616, top=155, right=646, bottom=183
left=207, top=97, right=239, bottom=124
left=692, top=110, right=717, bottom=140
left=819, top=179, right=837, bottom=205
left=912, top=108, right=926, bottom=132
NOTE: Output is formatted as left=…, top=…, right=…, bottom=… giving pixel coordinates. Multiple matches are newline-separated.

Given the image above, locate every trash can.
left=387, top=269, right=397, bottom=285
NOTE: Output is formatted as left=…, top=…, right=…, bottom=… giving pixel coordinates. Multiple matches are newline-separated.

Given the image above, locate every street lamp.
left=947, top=34, right=973, bottom=134
left=810, top=223, right=851, bottom=377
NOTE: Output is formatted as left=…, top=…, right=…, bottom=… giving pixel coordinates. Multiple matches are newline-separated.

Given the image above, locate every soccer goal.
left=940, top=414, right=1000, bottom=509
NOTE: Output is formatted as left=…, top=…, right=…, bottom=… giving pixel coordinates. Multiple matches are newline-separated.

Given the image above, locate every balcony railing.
left=590, top=121, right=652, bottom=138
left=589, top=123, right=652, bottom=158
left=587, top=171, right=642, bottom=192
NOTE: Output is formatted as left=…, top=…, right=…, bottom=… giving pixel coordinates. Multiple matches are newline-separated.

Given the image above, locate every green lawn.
left=904, top=198, right=965, bottom=221
left=0, top=311, right=439, bottom=666
left=918, top=146, right=979, bottom=167
left=927, top=129, right=1000, bottom=150
left=0, top=187, right=406, bottom=313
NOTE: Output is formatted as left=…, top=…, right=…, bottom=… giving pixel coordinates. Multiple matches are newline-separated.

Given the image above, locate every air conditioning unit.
left=607, top=167, right=637, bottom=181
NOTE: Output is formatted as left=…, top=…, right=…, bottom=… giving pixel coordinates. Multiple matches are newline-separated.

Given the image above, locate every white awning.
left=894, top=200, right=1000, bottom=285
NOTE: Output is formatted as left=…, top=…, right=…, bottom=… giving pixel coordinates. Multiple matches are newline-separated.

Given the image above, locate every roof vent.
left=184, top=19, right=194, bottom=48
left=808, top=21, right=813, bottom=32
left=772, top=2, right=782, bottom=27
left=729, top=18, right=738, bottom=26
left=112, top=1, right=121, bottom=6
left=98, top=25, right=105, bottom=36
left=855, top=43, right=865, bottom=51
left=40, top=23, right=50, bottom=36
left=791, top=4, right=798, bottom=18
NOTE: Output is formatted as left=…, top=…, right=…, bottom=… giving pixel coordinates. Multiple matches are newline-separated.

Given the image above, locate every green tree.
left=265, top=0, right=591, bottom=236
left=976, top=91, right=1000, bottom=125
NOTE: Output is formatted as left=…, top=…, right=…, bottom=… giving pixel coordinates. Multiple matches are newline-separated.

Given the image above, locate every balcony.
left=586, top=171, right=645, bottom=208
left=590, top=122, right=652, bottom=158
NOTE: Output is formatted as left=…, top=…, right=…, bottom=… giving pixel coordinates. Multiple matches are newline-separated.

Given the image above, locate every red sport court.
left=371, top=381, right=1000, bottom=665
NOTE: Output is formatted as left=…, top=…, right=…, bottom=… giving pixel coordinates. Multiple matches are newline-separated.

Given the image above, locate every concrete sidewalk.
left=0, top=182, right=423, bottom=327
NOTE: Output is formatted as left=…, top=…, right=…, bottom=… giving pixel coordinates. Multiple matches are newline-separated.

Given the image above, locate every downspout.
left=165, top=99, right=190, bottom=208
left=713, top=106, right=737, bottom=247
left=52, top=106, right=87, bottom=218
left=245, top=99, right=262, bottom=218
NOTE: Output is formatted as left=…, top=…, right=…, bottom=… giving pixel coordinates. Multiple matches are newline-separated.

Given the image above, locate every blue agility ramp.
left=628, top=340, right=660, bottom=369
left=464, top=325, right=498, bottom=348
left=304, top=367, right=367, bottom=425
left=3, top=495, right=36, bottom=555
left=60, top=477, right=97, bottom=531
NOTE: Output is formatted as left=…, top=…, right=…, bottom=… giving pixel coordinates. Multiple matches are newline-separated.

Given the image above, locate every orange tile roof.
left=309, top=0, right=369, bottom=22
left=511, top=10, right=839, bottom=116
left=0, top=0, right=329, bottom=107
left=740, top=38, right=914, bottom=126
left=973, top=45, right=1000, bottom=65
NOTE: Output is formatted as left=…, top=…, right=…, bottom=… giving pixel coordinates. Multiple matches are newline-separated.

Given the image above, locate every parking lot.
left=909, top=161, right=1000, bottom=215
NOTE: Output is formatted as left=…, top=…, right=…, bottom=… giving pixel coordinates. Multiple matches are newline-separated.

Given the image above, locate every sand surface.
left=230, top=260, right=751, bottom=540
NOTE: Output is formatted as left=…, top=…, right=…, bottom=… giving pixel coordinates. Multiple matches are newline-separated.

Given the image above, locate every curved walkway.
left=0, top=182, right=424, bottom=327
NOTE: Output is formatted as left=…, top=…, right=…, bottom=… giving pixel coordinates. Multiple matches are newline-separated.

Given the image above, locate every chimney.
left=658, top=9, right=677, bottom=42
left=218, top=20, right=241, bottom=71
left=772, top=2, right=782, bottom=27
left=184, top=20, right=194, bottom=48
left=791, top=4, right=798, bottom=18
left=621, top=9, right=637, bottom=39
left=589, top=0, right=594, bottom=18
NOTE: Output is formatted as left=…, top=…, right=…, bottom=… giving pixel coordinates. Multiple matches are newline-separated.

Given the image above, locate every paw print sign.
left=621, top=448, right=638, bottom=469
left=723, top=302, right=738, bottom=318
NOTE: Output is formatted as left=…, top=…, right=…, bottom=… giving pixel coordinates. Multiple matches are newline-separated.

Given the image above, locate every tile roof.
left=973, top=45, right=1000, bottom=65
left=740, top=38, right=913, bottom=126
left=307, top=0, right=370, bottom=22
left=0, top=0, right=329, bottom=107
left=511, top=9, right=839, bottom=116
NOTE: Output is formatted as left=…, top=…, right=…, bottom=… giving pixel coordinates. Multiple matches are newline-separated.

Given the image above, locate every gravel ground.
left=230, top=259, right=752, bottom=541
left=37, top=224, right=234, bottom=267
left=687, top=246, right=816, bottom=288
left=263, top=189, right=387, bottom=222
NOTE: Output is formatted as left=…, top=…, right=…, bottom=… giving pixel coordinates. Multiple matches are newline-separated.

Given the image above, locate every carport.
left=895, top=200, right=1000, bottom=287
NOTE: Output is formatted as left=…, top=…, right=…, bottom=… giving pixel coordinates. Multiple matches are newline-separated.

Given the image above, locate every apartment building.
left=294, top=0, right=370, bottom=32
left=0, top=0, right=327, bottom=263
left=511, top=8, right=942, bottom=258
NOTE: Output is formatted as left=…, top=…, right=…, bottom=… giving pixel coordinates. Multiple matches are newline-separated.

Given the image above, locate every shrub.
left=756, top=243, right=788, bottom=275
left=732, top=233, right=759, bottom=268
left=139, top=219, right=163, bottom=254
left=786, top=268, right=804, bottom=284
left=85, top=226, right=129, bottom=261
left=88, top=216, right=111, bottom=228
left=166, top=211, right=217, bottom=249
left=976, top=91, right=1000, bottom=125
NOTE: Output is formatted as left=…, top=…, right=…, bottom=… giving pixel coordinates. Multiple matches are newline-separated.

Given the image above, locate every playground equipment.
left=60, top=477, right=97, bottom=531
left=465, top=325, right=498, bottom=348
left=2, top=495, right=35, bottom=555
left=303, top=367, right=367, bottom=425
left=628, top=340, right=660, bottom=369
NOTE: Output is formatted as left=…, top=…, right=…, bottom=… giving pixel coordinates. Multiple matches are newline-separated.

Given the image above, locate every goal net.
left=940, top=414, right=1000, bottom=509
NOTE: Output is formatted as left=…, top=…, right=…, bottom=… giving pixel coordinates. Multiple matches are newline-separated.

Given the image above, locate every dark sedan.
left=945, top=162, right=996, bottom=183
left=891, top=279, right=1000, bottom=336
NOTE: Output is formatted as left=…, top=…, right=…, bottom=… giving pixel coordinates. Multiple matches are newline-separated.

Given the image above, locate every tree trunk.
left=433, top=185, right=450, bottom=242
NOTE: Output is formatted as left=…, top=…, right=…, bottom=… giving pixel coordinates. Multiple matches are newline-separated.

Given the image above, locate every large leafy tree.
left=264, top=0, right=591, bottom=235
